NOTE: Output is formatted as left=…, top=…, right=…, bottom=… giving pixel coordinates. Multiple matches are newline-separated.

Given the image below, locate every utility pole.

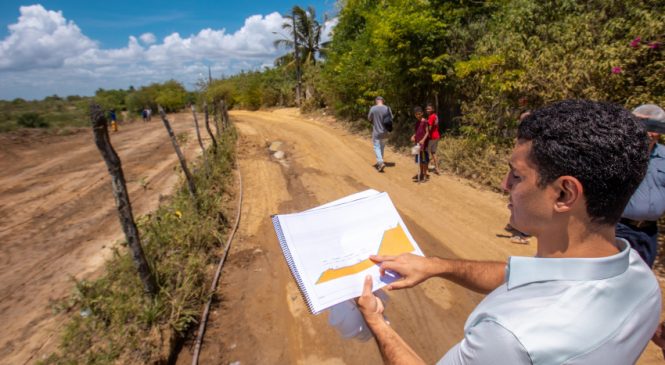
left=292, top=7, right=302, bottom=107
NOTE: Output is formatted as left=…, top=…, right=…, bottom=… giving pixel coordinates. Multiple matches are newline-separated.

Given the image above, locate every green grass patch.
left=41, top=128, right=237, bottom=364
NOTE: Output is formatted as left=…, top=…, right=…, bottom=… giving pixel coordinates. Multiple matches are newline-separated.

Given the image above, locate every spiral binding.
left=272, top=215, right=318, bottom=314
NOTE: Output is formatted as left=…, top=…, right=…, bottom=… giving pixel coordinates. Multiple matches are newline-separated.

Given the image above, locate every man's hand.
left=356, top=275, right=426, bottom=365
left=410, top=135, right=416, bottom=143
left=371, top=254, right=433, bottom=290
left=357, top=275, right=385, bottom=325
left=652, top=321, right=665, bottom=359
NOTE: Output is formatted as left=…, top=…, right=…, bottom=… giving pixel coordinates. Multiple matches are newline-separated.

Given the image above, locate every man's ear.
left=554, top=176, right=583, bottom=213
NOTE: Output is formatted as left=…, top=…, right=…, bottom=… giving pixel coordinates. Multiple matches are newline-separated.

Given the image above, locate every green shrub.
left=17, top=112, right=49, bottom=128
left=437, top=136, right=512, bottom=190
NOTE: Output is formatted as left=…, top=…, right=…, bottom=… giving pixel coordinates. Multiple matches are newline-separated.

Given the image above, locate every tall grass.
left=436, top=136, right=511, bottom=191
left=41, top=128, right=237, bottom=364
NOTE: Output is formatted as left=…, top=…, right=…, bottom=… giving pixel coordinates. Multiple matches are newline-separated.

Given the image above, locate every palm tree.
left=274, top=6, right=328, bottom=66
left=273, top=6, right=330, bottom=105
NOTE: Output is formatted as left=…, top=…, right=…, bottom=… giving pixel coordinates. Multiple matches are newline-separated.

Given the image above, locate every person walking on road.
left=426, top=103, right=441, bottom=175
left=411, top=106, right=430, bottom=182
left=109, top=109, right=118, bottom=132
left=142, top=107, right=149, bottom=122
left=368, top=96, right=392, bottom=172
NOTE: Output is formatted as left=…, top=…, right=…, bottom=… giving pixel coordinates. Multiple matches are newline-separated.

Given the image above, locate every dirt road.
left=0, top=113, right=210, bottom=364
left=181, top=108, right=664, bottom=365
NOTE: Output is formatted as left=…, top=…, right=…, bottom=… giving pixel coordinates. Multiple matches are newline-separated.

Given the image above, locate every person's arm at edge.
left=372, top=254, right=506, bottom=294
left=358, top=275, right=426, bottom=365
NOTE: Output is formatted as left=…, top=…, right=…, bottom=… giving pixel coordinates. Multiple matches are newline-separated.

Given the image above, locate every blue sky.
left=0, top=1, right=337, bottom=100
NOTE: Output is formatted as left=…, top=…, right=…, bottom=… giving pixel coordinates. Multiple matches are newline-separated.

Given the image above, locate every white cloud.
left=139, top=32, right=156, bottom=45
left=322, top=17, right=338, bottom=44
left=0, top=5, right=338, bottom=99
left=0, top=5, right=96, bottom=71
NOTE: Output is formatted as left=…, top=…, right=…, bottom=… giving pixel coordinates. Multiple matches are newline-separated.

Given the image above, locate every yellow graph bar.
left=316, top=225, right=414, bottom=284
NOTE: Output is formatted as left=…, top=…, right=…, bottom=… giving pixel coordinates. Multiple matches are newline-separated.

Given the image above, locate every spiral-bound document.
left=272, top=190, right=424, bottom=314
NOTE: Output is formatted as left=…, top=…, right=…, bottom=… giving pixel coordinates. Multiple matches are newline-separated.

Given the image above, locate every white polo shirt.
left=438, top=239, right=661, bottom=365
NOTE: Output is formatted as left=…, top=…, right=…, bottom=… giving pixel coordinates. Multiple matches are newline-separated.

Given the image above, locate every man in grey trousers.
left=368, top=96, right=392, bottom=172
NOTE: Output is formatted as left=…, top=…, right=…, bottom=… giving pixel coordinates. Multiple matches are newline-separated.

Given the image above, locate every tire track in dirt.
left=0, top=113, right=210, bottom=364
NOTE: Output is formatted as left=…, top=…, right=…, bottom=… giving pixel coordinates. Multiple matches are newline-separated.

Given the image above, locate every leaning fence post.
left=191, top=105, right=208, bottom=171
left=220, top=99, right=229, bottom=130
left=203, top=102, right=218, bottom=154
left=212, top=102, right=221, bottom=139
left=158, top=106, right=199, bottom=208
left=90, top=104, right=158, bottom=296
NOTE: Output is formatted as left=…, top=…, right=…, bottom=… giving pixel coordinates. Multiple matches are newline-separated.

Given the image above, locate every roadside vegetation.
left=0, top=80, right=193, bottom=133
left=207, top=0, right=664, bottom=190
left=41, top=128, right=237, bottom=364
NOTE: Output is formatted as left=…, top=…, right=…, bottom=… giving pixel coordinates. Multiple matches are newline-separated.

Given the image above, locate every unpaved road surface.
left=0, top=113, right=210, bottom=364
left=179, top=108, right=664, bottom=365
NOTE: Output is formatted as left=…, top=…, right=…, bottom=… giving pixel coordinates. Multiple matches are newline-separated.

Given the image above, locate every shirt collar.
left=506, top=239, right=631, bottom=290
left=652, top=143, right=665, bottom=159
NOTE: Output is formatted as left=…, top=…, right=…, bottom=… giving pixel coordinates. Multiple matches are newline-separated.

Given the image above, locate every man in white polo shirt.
left=357, top=100, right=662, bottom=364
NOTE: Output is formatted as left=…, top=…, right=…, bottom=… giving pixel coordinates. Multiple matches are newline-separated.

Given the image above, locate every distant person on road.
left=426, top=103, right=441, bottom=175
left=142, top=107, right=149, bottom=122
left=368, top=96, right=392, bottom=172
left=617, top=104, right=665, bottom=268
left=109, top=109, right=118, bottom=132
left=356, top=100, right=660, bottom=364
left=411, top=106, right=430, bottom=182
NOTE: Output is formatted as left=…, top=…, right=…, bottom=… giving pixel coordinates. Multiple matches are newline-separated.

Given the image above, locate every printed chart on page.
left=273, top=191, right=424, bottom=314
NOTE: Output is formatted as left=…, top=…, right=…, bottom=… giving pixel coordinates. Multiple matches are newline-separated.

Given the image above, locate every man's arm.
left=357, top=276, right=426, bottom=365
left=371, top=254, right=506, bottom=294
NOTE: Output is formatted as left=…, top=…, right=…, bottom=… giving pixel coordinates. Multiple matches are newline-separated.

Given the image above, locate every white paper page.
left=277, top=192, right=423, bottom=314
left=305, top=189, right=381, bottom=212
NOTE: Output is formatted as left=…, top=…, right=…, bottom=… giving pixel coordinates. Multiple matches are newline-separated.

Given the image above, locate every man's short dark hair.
left=517, top=99, right=649, bottom=225
left=426, top=103, right=435, bottom=110
left=413, top=106, right=423, bottom=113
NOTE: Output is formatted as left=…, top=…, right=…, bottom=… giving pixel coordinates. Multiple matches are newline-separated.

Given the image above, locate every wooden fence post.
left=219, top=99, right=226, bottom=130
left=203, top=102, right=218, bottom=154
left=158, top=106, right=199, bottom=207
left=212, top=102, right=221, bottom=139
left=90, top=104, right=158, bottom=296
left=220, top=99, right=228, bottom=130
left=190, top=105, right=208, bottom=170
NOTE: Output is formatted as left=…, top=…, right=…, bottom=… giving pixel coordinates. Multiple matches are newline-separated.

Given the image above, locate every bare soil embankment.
left=0, top=114, right=209, bottom=364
